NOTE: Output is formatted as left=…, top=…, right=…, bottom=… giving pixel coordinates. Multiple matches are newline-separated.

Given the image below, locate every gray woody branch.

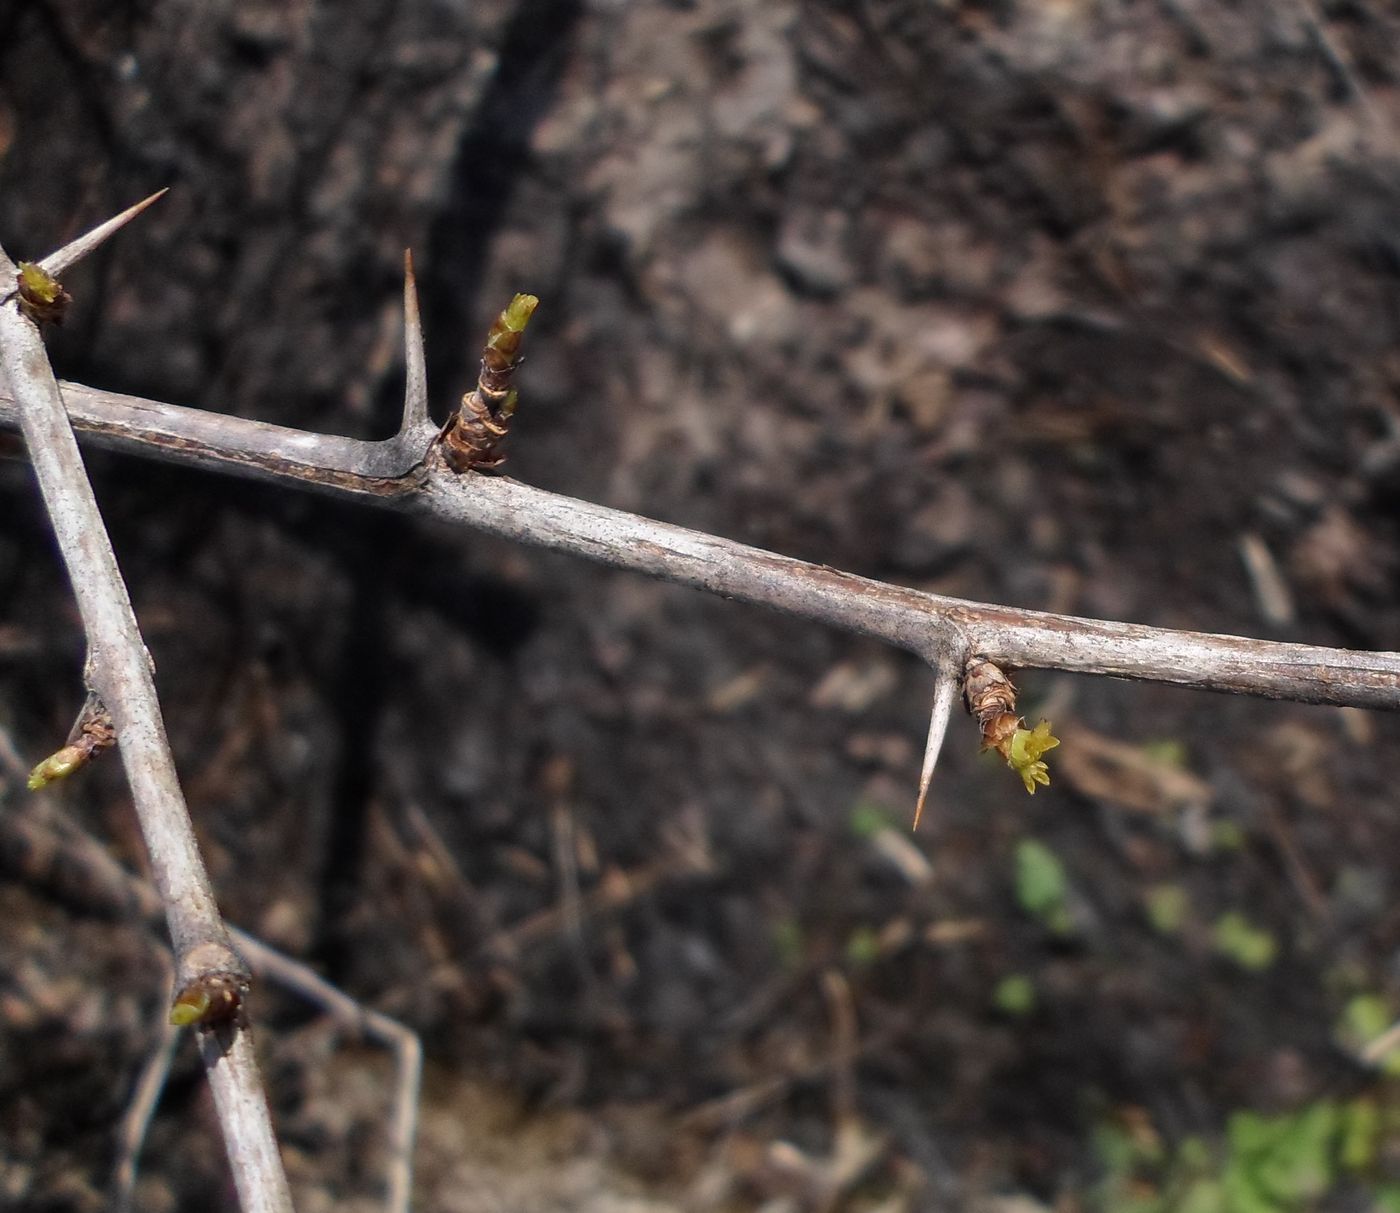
left=1, top=357, right=1396, bottom=713
left=3, top=214, right=1396, bottom=1208
left=0, top=198, right=293, bottom=1213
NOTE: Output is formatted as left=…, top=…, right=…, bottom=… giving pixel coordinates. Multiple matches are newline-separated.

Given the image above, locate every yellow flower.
left=1005, top=720, right=1059, bottom=795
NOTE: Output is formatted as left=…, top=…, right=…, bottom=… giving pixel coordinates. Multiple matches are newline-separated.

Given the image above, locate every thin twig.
left=820, top=969, right=858, bottom=1128
left=1288, top=0, right=1373, bottom=115
left=232, top=929, right=423, bottom=1213
left=0, top=207, right=293, bottom=1213
left=0, top=804, right=420, bottom=1213
left=0, top=377, right=1395, bottom=711
left=114, top=1004, right=182, bottom=1213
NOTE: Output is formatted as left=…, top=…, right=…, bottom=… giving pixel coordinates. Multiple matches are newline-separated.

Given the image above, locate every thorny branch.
left=2, top=237, right=1398, bottom=847
left=3, top=196, right=1399, bottom=1209
left=0, top=199, right=293, bottom=1213
left=0, top=359, right=1396, bottom=712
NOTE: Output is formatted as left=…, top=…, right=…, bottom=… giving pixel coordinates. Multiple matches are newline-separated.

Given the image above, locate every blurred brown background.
left=3, top=1, right=1400, bottom=1209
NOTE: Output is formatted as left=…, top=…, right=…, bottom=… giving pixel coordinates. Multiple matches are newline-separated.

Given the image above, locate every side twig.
left=0, top=803, right=421, bottom=1213
left=232, top=930, right=423, bottom=1213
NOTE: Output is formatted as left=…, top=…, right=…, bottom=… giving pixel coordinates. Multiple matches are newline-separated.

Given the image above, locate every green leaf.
left=500, top=292, right=539, bottom=333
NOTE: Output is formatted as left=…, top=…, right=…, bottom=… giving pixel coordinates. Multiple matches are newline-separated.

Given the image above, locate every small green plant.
left=1225, top=1104, right=1337, bottom=1208
left=993, top=973, right=1037, bottom=1016
left=1145, top=884, right=1190, bottom=935
left=1211, top=912, right=1277, bottom=972
left=1014, top=838, right=1073, bottom=934
left=848, top=799, right=898, bottom=839
left=1094, top=1098, right=1394, bottom=1213
left=1338, top=994, right=1400, bottom=1078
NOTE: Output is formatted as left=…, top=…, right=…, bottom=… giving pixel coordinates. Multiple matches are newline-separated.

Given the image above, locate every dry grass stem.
left=113, top=1010, right=182, bottom=1213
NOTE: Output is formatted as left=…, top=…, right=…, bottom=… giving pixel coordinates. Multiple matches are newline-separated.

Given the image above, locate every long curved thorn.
left=401, top=249, right=430, bottom=435
left=913, top=660, right=959, bottom=830
left=40, top=189, right=169, bottom=279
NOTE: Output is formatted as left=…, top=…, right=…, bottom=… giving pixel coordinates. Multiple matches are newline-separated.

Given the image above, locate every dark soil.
left=3, top=2, right=1400, bottom=1210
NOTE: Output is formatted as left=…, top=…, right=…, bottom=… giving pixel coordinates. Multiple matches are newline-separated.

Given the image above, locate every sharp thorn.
left=913, top=662, right=958, bottom=830
left=40, top=189, right=169, bottom=279
left=400, top=249, right=430, bottom=435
